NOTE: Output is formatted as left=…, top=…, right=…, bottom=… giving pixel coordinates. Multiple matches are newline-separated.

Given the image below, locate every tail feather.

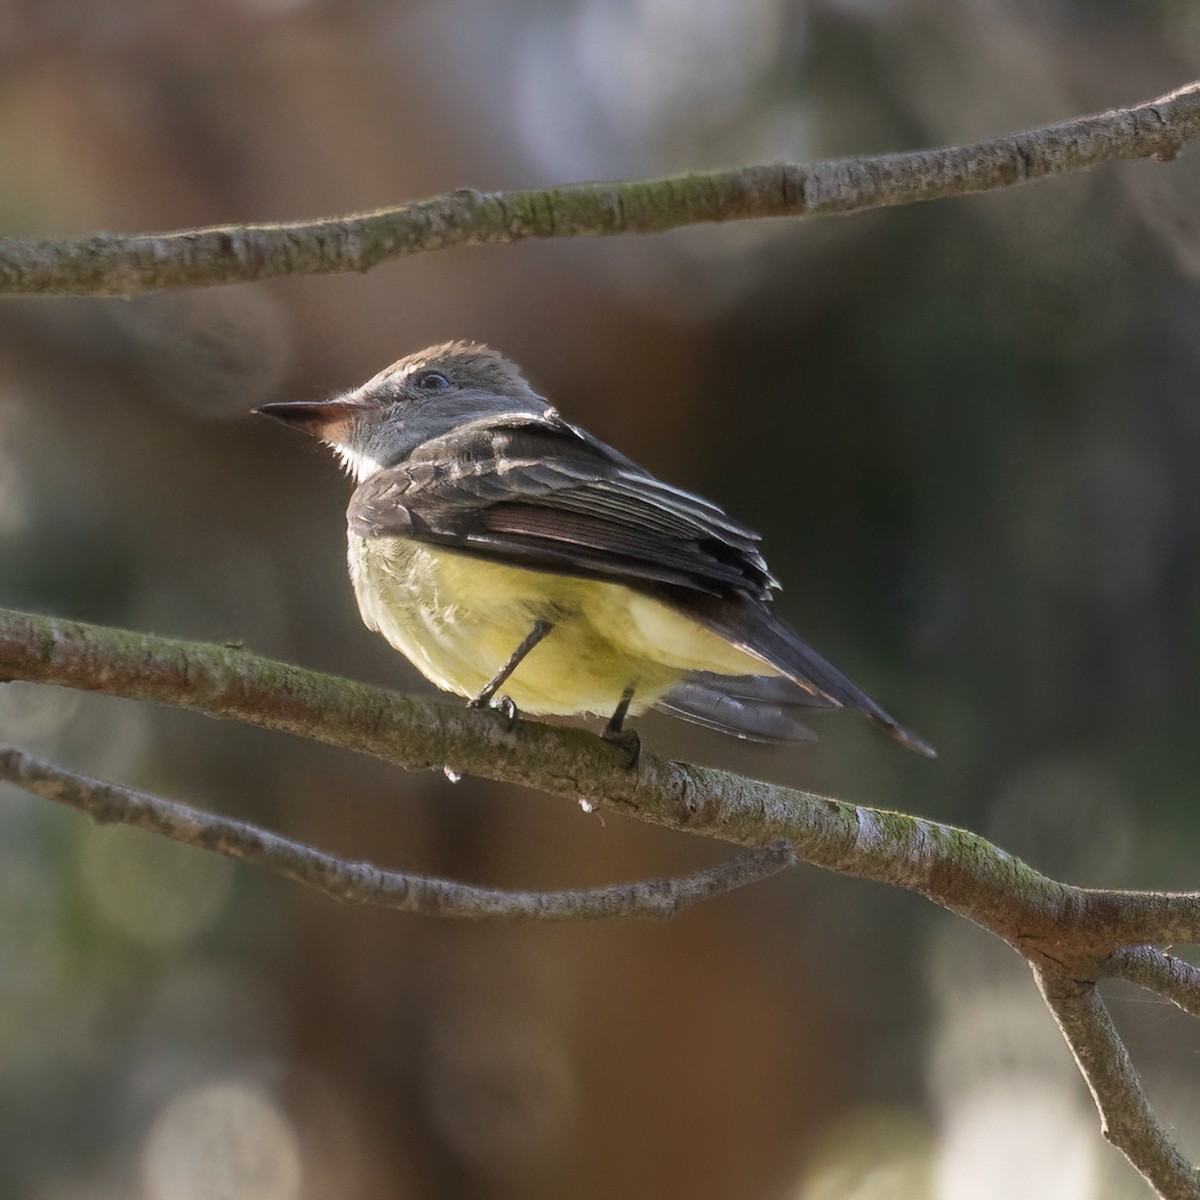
left=656, top=673, right=828, bottom=743
left=679, top=596, right=937, bottom=758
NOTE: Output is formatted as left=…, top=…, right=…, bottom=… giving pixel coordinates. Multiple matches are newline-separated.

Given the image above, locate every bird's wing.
left=348, top=416, right=776, bottom=600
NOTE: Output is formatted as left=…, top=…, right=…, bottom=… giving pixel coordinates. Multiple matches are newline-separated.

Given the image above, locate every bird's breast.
left=346, top=534, right=766, bottom=715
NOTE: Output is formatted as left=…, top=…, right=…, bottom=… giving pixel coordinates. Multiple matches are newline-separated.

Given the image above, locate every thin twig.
left=1034, top=966, right=1200, bottom=1200
left=1106, top=947, right=1200, bottom=1020
left=0, top=746, right=795, bottom=921
left=1, top=82, right=1198, bottom=296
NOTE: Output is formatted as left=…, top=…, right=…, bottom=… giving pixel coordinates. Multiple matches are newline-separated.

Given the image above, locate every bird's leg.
left=605, top=684, right=636, bottom=733
left=468, top=620, right=553, bottom=721
left=601, top=683, right=641, bottom=768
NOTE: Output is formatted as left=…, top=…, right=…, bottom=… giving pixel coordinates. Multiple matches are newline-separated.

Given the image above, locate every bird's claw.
left=495, top=695, right=519, bottom=730
left=467, top=692, right=520, bottom=731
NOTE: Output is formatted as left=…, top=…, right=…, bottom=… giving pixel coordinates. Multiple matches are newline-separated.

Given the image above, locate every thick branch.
left=6, top=606, right=1200, bottom=1196
left=0, top=745, right=794, bottom=921
left=1, top=82, right=1197, bottom=296
left=0, top=606, right=1195, bottom=958
left=1035, top=966, right=1200, bottom=1200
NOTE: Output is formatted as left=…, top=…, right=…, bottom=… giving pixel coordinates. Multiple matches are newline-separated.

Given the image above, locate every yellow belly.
left=347, top=535, right=772, bottom=716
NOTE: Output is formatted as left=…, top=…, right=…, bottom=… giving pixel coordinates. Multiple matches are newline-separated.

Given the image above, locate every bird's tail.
left=656, top=672, right=835, bottom=743
left=680, top=597, right=937, bottom=757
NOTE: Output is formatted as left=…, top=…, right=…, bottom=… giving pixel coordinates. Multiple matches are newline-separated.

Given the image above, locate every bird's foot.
left=601, top=725, right=641, bottom=769
left=467, top=692, right=520, bottom=731
left=495, top=695, right=519, bottom=730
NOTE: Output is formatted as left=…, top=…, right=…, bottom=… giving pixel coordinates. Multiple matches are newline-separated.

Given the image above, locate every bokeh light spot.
left=142, top=1080, right=302, bottom=1200
left=80, top=826, right=234, bottom=949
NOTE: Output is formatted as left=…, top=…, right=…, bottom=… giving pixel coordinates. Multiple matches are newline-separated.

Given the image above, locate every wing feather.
left=349, top=420, right=775, bottom=600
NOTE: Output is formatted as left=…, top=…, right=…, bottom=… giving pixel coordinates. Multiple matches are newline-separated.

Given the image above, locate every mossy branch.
left=0, top=82, right=1197, bottom=297
left=2, top=604, right=1200, bottom=1197
left=1, top=606, right=1198, bottom=954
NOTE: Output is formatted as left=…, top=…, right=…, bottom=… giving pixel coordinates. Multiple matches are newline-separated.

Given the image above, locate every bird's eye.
left=415, top=370, right=451, bottom=391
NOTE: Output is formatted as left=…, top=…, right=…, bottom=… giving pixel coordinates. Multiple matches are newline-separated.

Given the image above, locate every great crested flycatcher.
left=256, top=342, right=934, bottom=758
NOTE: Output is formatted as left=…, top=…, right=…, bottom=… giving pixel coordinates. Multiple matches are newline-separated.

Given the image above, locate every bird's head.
left=254, top=341, right=551, bottom=481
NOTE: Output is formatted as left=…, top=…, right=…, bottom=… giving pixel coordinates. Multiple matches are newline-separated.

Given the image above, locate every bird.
left=255, top=342, right=934, bottom=760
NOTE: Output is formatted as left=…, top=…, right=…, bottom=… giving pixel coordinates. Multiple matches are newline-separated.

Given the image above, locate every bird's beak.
left=253, top=398, right=372, bottom=441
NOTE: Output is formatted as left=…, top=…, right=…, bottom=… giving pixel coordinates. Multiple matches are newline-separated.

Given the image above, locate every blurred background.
left=2, top=0, right=1200, bottom=1196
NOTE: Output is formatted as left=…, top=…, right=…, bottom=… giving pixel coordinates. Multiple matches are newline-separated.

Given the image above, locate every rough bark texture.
left=4, top=608, right=1200, bottom=1196
left=1036, top=968, right=1200, bottom=1199
left=0, top=746, right=795, bottom=920
left=0, top=82, right=1197, bottom=297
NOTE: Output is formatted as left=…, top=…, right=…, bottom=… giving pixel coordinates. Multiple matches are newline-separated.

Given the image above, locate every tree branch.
left=1, top=82, right=1197, bottom=297
left=1105, top=946, right=1200, bottom=1020
left=2, top=604, right=1199, bottom=956
left=0, top=745, right=795, bottom=921
left=6, top=604, right=1200, bottom=1196
left=1, top=607, right=1198, bottom=958
left=1035, top=966, right=1200, bottom=1200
